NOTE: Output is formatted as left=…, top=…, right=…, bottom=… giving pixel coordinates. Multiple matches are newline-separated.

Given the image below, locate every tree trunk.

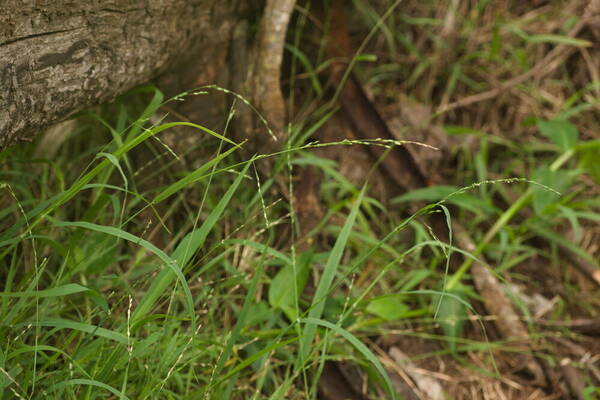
left=0, top=0, right=255, bottom=149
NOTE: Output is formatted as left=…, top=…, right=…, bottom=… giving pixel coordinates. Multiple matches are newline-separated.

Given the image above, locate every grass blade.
left=0, top=283, right=90, bottom=298
left=298, top=186, right=365, bottom=363
left=301, top=317, right=397, bottom=400
left=47, top=378, right=129, bottom=400
left=132, top=161, right=252, bottom=326
left=152, top=143, right=242, bottom=204
left=23, top=318, right=128, bottom=344
left=55, top=221, right=196, bottom=333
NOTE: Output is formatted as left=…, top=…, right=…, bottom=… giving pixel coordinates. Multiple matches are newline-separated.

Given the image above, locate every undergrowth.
left=2, top=1, right=600, bottom=399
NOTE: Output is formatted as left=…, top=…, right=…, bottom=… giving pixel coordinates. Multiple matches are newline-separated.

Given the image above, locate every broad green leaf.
left=558, top=205, right=581, bottom=242
left=579, top=146, right=600, bottom=184
left=531, top=167, right=572, bottom=215
left=244, top=301, right=271, bottom=327
left=434, top=291, right=468, bottom=354
left=76, top=232, right=119, bottom=274
left=268, top=251, right=312, bottom=320
left=537, top=119, right=579, bottom=151
left=583, top=386, right=600, bottom=400
left=366, top=295, right=409, bottom=321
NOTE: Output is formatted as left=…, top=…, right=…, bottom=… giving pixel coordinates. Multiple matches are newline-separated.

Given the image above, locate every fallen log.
left=0, top=0, right=249, bottom=149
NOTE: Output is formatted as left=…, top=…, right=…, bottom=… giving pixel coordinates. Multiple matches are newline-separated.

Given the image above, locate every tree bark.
left=0, top=0, right=251, bottom=149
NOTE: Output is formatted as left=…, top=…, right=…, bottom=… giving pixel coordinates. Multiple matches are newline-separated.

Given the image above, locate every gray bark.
left=0, top=0, right=247, bottom=149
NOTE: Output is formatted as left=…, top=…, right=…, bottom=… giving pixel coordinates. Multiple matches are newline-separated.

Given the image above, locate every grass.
left=2, top=1, right=600, bottom=399
left=0, top=90, right=455, bottom=398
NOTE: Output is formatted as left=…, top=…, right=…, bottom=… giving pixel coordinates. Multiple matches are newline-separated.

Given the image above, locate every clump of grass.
left=3, top=1, right=600, bottom=399
left=1, top=86, right=437, bottom=399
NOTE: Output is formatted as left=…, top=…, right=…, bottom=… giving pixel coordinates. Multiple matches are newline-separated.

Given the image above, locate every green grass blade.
left=213, top=246, right=266, bottom=385
left=529, top=223, right=600, bottom=267
left=222, top=239, right=292, bottom=264
left=298, top=186, right=365, bottom=363
left=132, top=161, right=252, bottom=326
left=0, top=283, right=90, bottom=298
left=47, top=378, right=129, bottom=400
left=284, top=43, right=323, bottom=95
left=124, top=85, right=164, bottom=140
left=55, top=221, right=196, bottom=333
left=29, top=122, right=239, bottom=231
left=301, top=317, right=397, bottom=400
left=24, top=318, right=128, bottom=344
left=151, top=143, right=242, bottom=204
left=213, top=337, right=299, bottom=386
